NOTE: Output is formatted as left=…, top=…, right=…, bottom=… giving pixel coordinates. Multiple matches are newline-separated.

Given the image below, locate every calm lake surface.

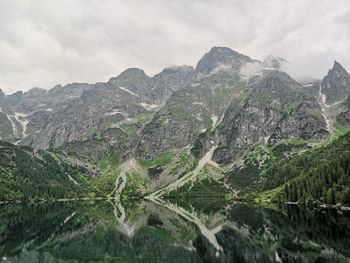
left=0, top=199, right=349, bottom=263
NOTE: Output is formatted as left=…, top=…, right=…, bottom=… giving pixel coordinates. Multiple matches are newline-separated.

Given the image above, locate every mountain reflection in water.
left=0, top=199, right=349, bottom=263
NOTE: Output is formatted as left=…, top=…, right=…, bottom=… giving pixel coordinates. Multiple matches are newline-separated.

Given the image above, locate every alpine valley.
left=2, top=46, right=350, bottom=262
left=1, top=46, right=350, bottom=206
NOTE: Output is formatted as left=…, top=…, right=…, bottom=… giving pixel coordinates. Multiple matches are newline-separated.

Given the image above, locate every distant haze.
left=1, top=0, right=350, bottom=93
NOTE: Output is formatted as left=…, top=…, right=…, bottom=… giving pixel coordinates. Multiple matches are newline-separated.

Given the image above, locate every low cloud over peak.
left=0, top=0, right=349, bottom=93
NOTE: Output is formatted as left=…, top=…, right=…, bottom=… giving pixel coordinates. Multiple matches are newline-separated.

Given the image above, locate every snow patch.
left=140, top=102, right=159, bottom=110
left=318, top=85, right=331, bottom=132
left=13, top=112, right=29, bottom=137
left=262, top=67, right=278, bottom=71
left=211, top=115, right=219, bottom=130
left=275, top=252, right=282, bottom=263
left=325, top=99, right=346, bottom=108
left=118, top=86, right=139, bottom=97
left=66, top=173, right=79, bottom=185
left=264, top=136, right=270, bottom=144
left=106, top=110, right=124, bottom=116
left=7, top=116, right=17, bottom=135
left=192, top=102, right=204, bottom=105
left=62, top=212, right=76, bottom=225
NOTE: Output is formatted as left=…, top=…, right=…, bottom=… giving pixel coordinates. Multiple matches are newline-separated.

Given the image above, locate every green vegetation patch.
left=226, top=161, right=261, bottom=190
left=139, top=152, right=174, bottom=168
left=335, top=121, right=350, bottom=135
left=119, top=124, right=137, bottom=136
left=166, top=177, right=228, bottom=198
left=122, top=172, right=148, bottom=199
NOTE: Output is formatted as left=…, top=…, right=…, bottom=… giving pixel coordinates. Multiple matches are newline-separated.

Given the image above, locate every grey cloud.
left=0, top=0, right=350, bottom=93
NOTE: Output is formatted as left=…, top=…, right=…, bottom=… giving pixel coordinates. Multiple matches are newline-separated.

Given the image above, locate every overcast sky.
left=1, top=0, right=350, bottom=94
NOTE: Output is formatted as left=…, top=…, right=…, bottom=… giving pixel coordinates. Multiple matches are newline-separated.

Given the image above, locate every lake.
left=0, top=199, right=349, bottom=262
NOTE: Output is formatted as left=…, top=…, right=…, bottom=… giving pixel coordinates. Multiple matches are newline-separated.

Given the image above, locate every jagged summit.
left=333, top=60, right=345, bottom=70
left=325, top=61, right=349, bottom=80
left=0, top=46, right=348, bottom=153
left=322, top=60, right=350, bottom=104
left=195, top=46, right=257, bottom=75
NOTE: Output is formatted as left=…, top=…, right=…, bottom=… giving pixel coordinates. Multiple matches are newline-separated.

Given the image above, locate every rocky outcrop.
left=136, top=72, right=249, bottom=159
left=321, top=61, right=350, bottom=104
left=135, top=47, right=263, bottom=159
left=337, top=96, right=350, bottom=127
left=19, top=83, right=148, bottom=149
left=60, top=127, right=136, bottom=161
left=150, top=65, right=195, bottom=104
left=213, top=71, right=328, bottom=163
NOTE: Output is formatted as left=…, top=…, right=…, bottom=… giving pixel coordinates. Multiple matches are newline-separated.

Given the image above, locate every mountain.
left=195, top=47, right=260, bottom=76
left=213, top=70, right=327, bottom=163
left=321, top=61, right=350, bottom=104
left=1, top=46, right=350, bottom=207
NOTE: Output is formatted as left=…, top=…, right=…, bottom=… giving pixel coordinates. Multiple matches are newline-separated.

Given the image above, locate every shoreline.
left=1, top=196, right=350, bottom=211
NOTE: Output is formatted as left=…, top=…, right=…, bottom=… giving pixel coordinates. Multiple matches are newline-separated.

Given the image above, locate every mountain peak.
left=321, top=60, right=350, bottom=104
left=118, top=68, right=148, bottom=78
left=332, top=60, right=347, bottom=72
left=208, top=46, right=240, bottom=55
left=196, top=46, right=256, bottom=75
left=326, top=60, right=350, bottom=77
left=109, top=68, right=150, bottom=84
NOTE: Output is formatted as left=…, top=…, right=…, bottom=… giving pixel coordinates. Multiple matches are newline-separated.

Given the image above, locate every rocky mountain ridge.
left=1, top=48, right=349, bottom=161
left=1, top=46, right=350, bottom=206
left=0, top=47, right=262, bottom=151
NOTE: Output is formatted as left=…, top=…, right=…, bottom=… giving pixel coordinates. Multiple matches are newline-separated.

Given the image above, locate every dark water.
left=0, top=199, right=349, bottom=263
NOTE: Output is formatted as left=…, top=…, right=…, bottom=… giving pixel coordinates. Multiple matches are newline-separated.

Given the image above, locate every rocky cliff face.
left=213, top=70, right=328, bottom=163
left=136, top=47, right=261, bottom=159
left=321, top=61, right=350, bottom=104
left=19, top=82, right=150, bottom=149
left=1, top=47, right=349, bottom=169
left=195, top=47, right=260, bottom=76
left=337, top=96, right=350, bottom=127
left=316, top=61, right=350, bottom=130
left=136, top=78, right=243, bottom=159
left=150, top=65, right=195, bottom=104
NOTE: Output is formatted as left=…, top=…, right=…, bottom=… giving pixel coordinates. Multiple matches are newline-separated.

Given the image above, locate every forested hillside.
left=0, top=141, right=109, bottom=201
left=250, top=132, right=350, bottom=206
